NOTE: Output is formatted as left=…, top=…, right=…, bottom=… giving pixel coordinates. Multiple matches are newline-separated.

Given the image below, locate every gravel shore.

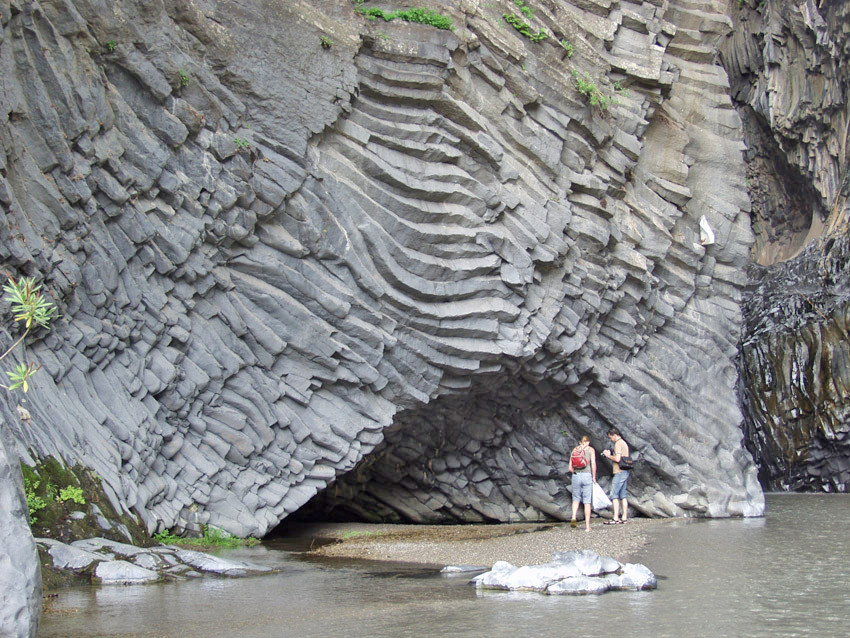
left=295, top=517, right=664, bottom=568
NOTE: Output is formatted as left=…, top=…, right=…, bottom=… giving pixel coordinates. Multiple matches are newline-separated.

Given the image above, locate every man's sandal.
left=603, top=520, right=620, bottom=525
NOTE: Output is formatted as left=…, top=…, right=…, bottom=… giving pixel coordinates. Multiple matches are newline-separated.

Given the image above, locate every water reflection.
left=40, top=494, right=849, bottom=638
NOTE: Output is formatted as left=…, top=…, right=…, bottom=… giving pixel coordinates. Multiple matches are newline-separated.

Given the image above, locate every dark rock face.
left=739, top=237, right=850, bottom=491
left=1, top=0, right=766, bottom=552
left=722, top=1, right=850, bottom=492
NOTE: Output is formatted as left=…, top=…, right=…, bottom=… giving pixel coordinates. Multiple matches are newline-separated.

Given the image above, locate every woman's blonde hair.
left=580, top=435, right=590, bottom=444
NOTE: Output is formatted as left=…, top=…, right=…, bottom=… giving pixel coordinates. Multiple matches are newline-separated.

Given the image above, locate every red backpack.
left=571, top=446, right=588, bottom=469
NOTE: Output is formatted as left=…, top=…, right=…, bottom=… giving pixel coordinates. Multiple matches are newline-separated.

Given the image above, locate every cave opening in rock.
left=268, top=384, right=629, bottom=535
left=740, top=106, right=829, bottom=266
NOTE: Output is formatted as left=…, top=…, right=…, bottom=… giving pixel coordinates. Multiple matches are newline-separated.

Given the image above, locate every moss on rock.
left=23, top=456, right=150, bottom=547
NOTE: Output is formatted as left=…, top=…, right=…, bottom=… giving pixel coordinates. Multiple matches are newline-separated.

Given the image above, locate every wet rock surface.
left=35, top=536, right=274, bottom=585
left=739, top=235, right=850, bottom=491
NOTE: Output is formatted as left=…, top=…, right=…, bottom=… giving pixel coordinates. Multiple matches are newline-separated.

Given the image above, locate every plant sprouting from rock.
left=24, top=477, right=47, bottom=524
left=513, top=0, right=534, bottom=21
left=353, top=1, right=454, bottom=30
left=571, top=71, right=628, bottom=112
left=503, top=12, right=547, bottom=42
left=1, top=275, right=56, bottom=393
left=58, top=485, right=86, bottom=505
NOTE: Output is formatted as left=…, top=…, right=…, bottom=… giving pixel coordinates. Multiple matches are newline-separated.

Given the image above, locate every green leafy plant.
left=24, top=477, right=47, bottom=525
left=105, top=40, right=117, bottom=52
left=572, top=70, right=619, bottom=111
left=179, top=70, right=189, bottom=87
left=354, top=2, right=454, bottom=30
left=559, top=39, right=574, bottom=57
left=1, top=275, right=57, bottom=393
left=513, top=0, right=534, bottom=20
left=320, top=35, right=333, bottom=49
left=234, top=137, right=251, bottom=150
left=58, top=485, right=86, bottom=505
left=613, top=80, right=629, bottom=97
left=503, top=13, right=546, bottom=42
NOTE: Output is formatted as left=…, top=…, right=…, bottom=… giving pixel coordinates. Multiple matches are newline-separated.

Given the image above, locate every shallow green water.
left=39, top=493, right=849, bottom=637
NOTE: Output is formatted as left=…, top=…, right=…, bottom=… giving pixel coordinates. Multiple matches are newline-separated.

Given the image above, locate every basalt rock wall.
left=1, top=0, right=765, bottom=550
left=721, top=0, right=850, bottom=492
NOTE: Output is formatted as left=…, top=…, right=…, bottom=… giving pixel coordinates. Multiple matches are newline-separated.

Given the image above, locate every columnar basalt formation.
left=739, top=235, right=850, bottom=491
left=1, top=0, right=765, bottom=563
left=722, top=0, right=850, bottom=492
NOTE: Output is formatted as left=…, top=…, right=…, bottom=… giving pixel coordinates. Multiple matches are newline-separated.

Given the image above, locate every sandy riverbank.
left=290, top=517, right=665, bottom=568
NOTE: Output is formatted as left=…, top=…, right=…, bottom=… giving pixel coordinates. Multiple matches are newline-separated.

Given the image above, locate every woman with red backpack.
left=568, top=435, right=597, bottom=531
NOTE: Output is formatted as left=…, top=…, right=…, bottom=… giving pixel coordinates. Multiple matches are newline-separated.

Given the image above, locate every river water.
left=39, top=493, right=849, bottom=637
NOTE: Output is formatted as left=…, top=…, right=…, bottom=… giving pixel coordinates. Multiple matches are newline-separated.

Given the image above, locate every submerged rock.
left=94, top=561, right=160, bottom=585
left=471, top=550, right=656, bottom=595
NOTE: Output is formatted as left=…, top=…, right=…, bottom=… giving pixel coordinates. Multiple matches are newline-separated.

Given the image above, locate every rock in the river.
left=471, top=550, right=656, bottom=595
left=35, top=537, right=273, bottom=585
left=93, top=561, right=160, bottom=585
left=174, top=549, right=273, bottom=577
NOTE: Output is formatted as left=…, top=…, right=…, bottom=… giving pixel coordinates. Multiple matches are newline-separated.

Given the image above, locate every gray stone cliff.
left=721, top=0, right=850, bottom=492
left=1, top=0, right=776, bottom=559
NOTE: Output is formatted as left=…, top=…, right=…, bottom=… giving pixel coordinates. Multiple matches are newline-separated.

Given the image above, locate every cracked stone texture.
left=722, top=0, right=850, bottom=492
left=1, top=0, right=766, bottom=557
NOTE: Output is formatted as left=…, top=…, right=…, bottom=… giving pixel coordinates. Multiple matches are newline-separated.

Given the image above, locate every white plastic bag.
left=592, top=482, right=612, bottom=510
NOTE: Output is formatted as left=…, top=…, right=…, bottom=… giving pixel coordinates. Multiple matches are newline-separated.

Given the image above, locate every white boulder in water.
left=471, top=550, right=656, bottom=595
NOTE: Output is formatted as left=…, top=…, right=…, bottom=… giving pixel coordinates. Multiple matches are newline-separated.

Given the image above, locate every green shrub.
left=320, top=35, right=333, bottom=49
left=24, top=478, right=47, bottom=525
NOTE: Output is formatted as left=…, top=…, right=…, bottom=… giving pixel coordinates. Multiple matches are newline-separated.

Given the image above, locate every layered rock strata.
left=1, top=0, right=763, bottom=548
